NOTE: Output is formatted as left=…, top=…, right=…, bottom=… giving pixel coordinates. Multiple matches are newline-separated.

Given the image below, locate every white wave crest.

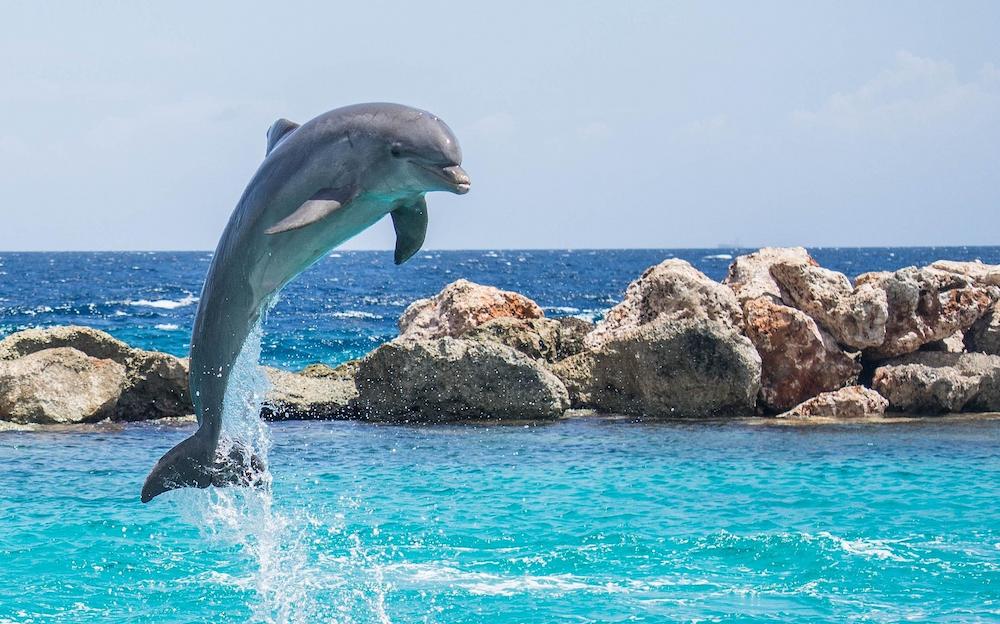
left=126, top=293, right=198, bottom=309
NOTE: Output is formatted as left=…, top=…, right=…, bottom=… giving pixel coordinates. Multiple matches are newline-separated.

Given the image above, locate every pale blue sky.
left=1, top=1, right=998, bottom=251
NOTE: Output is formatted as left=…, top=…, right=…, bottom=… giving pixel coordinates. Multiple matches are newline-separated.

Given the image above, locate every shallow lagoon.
left=2, top=417, right=999, bottom=622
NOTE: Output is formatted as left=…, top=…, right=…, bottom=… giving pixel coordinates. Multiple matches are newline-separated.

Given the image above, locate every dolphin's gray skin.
left=141, top=103, right=470, bottom=502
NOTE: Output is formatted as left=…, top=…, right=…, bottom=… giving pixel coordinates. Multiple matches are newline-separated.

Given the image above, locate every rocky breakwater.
left=4, top=251, right=1000, bottom=427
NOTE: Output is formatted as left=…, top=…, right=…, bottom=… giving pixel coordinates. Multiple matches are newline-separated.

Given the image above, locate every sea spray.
left=174, top=320, right=394, bottom=623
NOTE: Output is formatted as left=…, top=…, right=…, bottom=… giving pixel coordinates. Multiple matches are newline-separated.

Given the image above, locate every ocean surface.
left=2, top=248, right=1000, bottom=623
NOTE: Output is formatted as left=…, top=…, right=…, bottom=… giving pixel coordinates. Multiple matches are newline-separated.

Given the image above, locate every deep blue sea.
left=2, top=248, right=1000, bottom=623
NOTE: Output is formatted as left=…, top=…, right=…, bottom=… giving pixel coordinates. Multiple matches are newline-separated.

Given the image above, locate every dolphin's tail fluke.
left=141, top=429, right=267, bottom=503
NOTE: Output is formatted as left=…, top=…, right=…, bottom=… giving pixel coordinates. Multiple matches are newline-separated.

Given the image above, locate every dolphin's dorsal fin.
left=391, top=197, right=428, bottom=265
left=265, top=187, right=352, bottom=235
left=266, top=118, right=300, bottom=155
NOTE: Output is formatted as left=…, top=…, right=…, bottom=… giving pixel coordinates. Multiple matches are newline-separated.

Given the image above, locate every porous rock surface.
left=780, top=386, right=888, bottom=419
left=553, top=319, right=761, bottom=418
left=353, top=337, right=569, bottom=421
left=397, top=279, right=544, bottom=341
left=871, top=352, right=1000, bottom=413
left=586, top=259, right=743, bottom=348
left=0, top=347, right=126, bottom=424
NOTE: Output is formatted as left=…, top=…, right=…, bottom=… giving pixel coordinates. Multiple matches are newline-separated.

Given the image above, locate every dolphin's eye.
left=390, top=143, right=404, bottom=158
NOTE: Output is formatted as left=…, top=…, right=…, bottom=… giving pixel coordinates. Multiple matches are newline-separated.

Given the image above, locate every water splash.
left=174, top=322, right=394, bottom=623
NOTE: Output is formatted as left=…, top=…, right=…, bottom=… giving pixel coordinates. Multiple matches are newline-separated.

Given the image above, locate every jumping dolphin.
left=141, top=103, right=470, bottom=502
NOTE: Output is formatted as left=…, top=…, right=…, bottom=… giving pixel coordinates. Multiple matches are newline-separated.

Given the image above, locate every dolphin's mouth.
left=419, top=163, right=471, bottom=194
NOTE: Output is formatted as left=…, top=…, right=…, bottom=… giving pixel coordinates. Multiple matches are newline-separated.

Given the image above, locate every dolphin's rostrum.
left=141, top=103, right=470, bottom=502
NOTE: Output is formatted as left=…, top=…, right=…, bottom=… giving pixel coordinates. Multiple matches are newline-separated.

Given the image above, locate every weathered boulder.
left=871, top=352, right=1000, bottom=413
left=0, top=326, right=192, bottom=421
left=115, top=350, right=191, bottom=421
left=967, top=306, right=1000, bottom=355
left=587, top=259, right=743, bottom=348
left=930, top=260, right=1000, bottom=287
left=262, top=367, right=358, bottom=420
left=552, top=319, right=761, bottom=417
left=780, top=386, right=888, bottom=419
left=724, top=246, right=816, bottom=303
left=0, top=347, right=126, bottom=424
left=0, top=325, right=133, bottom=362
left=298, top=359, right=361, bottom=381
left=743, top=298, right=860, bottom=412
left=770, top=262, right=888, bottom=349
left=397, top=279, right=544, bottom=341
left=921, top=331, right=966, bottom=354
left=463, top=316, right=594, bottom=363
left=353, top=338, right=569, bottom=421
left=856, top=267, right=998, bottom=359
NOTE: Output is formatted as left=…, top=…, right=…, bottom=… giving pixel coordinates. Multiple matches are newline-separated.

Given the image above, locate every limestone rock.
left=553, top=319, right=761, bottom=418
left=770, top=263, right=888, bottom=349
left=298, top=360, right=361, bottom=381
left=723, top=247, right=816, bottom=304
left=871, top=352, right=1000, bottom=413
left=0, top=347, right=126, bottom=424
left=262, top=367, right=358, bottom=420
left=921, top=331, right=966, bottom=354
left=0, top=325, right=133, bottom=362
left=463, top=316, right=593, bottom=363
left=856, top=267, right=998, bottom=359
left=780, top=386, right=888, bottom=419
left=353, top=338, right=569, bottom=421
left=967, top=306, right=1000, bottom=355
left=116, top=350, right=192, bottom=421
left=930, top=260, right=1000, bottom=287
left=397, top=279, right=544, bottom=341
left=587, top=259, right=743, bottom=348
left=743, top=298, right=860, bottom=412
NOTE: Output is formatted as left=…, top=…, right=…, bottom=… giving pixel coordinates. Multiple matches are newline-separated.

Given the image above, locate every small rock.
left=921, top=331, right=966, bottom=354
left=871, top=351, right=1000, bottom=413
left=553, top=319, right=761, bottom=418
left=298, top=360, right=361, bottom=381
left=554, top=317, right=593, bottom=359
left=743, top=298, right=860, bottom=412
left=857, top=267, right=998, bottom=359
left=116, top=350, right=192, bottom=421
left=770, top=262, right=888, bottom=349
left=0, top=347, right=126, bottom=424
left=262, top=368, right=358, bottom=420
left=354, top=338, right=569, bottom=421
left=780, top=386, right=888, bottom=419
left=464, top=317, right=563, bottom=362
left=723, top=247, right=816, bottom=303
left=397, top=279, right=544, bottom=341
left=587, top=259, right=743, bottom=348
left=967, top=305, right=1000, bottom=355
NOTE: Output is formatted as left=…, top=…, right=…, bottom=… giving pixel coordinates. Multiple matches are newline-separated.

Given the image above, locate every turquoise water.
left=3, top=418, right=999, bottom=622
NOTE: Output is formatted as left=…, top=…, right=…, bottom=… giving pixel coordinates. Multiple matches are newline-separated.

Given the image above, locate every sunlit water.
left=2, top=249, right=1000, bottom=622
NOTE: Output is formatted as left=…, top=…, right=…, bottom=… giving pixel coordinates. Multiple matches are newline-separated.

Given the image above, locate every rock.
left=0, top=325, right=133, bottom=362
left=554, top=317, right=593, bottom=359
left=115, top=350, right=192, bottom=421
left=967, top=305, right=1000, bottom=355
left=743, top=298, right=860, bottom=412
left=930, top=260, right=1000, bottom=287
left=871, top=352, right=1000, bottom=413
left=397, top=279, right=544, bottom=341
left=552, top=319, right=761, bottom=417
left=921, top=331, right=966, bottom=353
left=298, top=360, right=361, bottom=381
left=0, top=347, right=126, bottom=424
left=0, top=326, right=192, bottom=421
left=463, top=316, right=593, bottom=363
left=262, top=367, right=358, bottom=420
left=586, top=259, right=743, bottom=348
left=353, top=338, right=569, bottom=421
left=780, top=386, right=888, bottom=419
left=723, top=247, right=816, bottom=304
left=770, top=262, right=888, bottom=349
left=856, top=267, right=998, bottom=359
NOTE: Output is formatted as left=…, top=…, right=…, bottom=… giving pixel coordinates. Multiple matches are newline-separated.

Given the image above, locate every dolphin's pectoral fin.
left=391, top=197, right=428, bottom=265
left=264, top=187, right=352, bottom=235
left=265, top=118, right=299, bottom=155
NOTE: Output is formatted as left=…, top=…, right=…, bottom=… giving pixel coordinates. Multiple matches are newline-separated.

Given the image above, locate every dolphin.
left=141, top=103, right=470, bottom=502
